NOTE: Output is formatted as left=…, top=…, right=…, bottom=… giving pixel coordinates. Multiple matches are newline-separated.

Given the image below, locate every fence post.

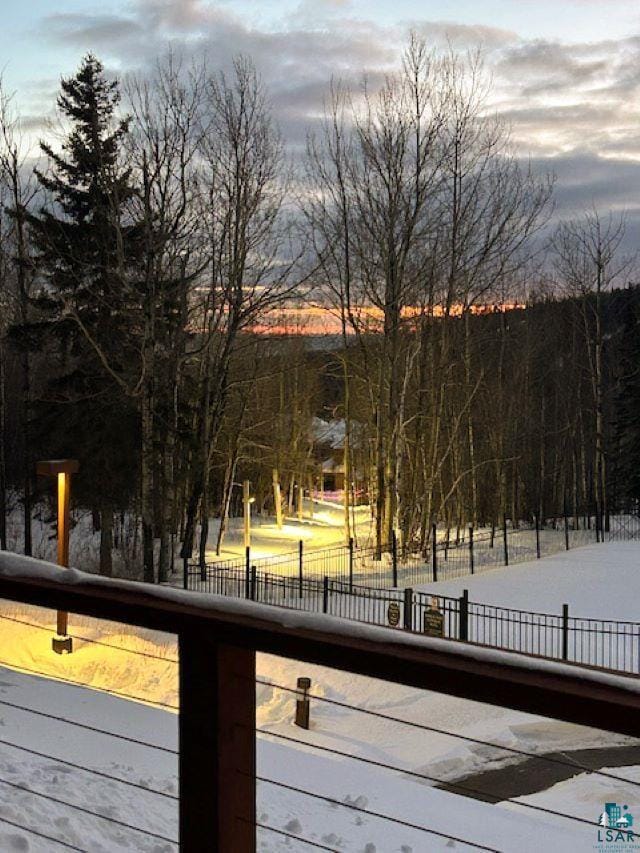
left=178, top=633, right=256, bottom=852
left=323, top=575, right=329, bottom=614
left=183, top=555, right=189, bottom=590
left=403, top=587, right=413, bottom=631
left=392, top=530, right=398, bottom=587
left=535, top=513, right=541, bottom=559
left=469, top=526, right=474, bottom=575
left=250, top=566, right=257, bottom=602
left=595, top=502, right=600, bottom=543
left=432, top=523, right=438, bottom=582
left=349, top=537, right=354, bottom=591
left=298, top=540, right=303, bottom=599
left=564, top=505, right=570, bottom=551
left=490, top=522, right=495, bottom=549
left=503, top=516, right=509, bottom=566
left=459, top=589, right=469, bottom=642
left=562, top=603, right=569, bottom=661
left=245, top=546, right=250, bottom=599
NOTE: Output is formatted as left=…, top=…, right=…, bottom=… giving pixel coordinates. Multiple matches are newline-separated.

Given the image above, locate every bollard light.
left=295, top=676, right=312, bottom=729
left=36, top=459, right=79, bottom=654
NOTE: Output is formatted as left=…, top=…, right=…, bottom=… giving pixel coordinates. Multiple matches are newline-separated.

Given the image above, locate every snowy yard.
left=0, top=541, right=638, bottom=849
left=418, top=540, right=640, bottom=621
left=0, top=655, right=632, bottom=852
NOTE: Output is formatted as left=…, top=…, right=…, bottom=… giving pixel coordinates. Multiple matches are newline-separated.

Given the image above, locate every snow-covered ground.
left=4, top=487, right=612, bottom=591
left=0, top=542, right=638, bottom=850
left=5, top=493, right=376, bottom=575
left=204, top=499, right=375, bottom=560
left=0, top=654, right=629, bottom=852
left=512, top=765, right=640, bottom=838
left=419, top=540, right=639, bottom=620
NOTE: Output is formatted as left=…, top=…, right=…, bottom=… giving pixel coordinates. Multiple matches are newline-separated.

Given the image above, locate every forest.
left=0, top=38, right=638, bottom=579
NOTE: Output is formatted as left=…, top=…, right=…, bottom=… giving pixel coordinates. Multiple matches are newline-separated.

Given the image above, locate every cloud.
left=489, top=33, right=640, bottom=172
left=498, top=38, right=619, bottom=95
left=529, top=151, right=640, bottom=254
left=411, top=20, right=519, bottom=50
left=31, top=1, right=640, bottom=229
left=42, top=12, right=145, bottom=46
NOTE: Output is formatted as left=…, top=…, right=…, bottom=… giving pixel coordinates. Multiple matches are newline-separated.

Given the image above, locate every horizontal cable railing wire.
left=0, top=775, right=178, bottom=845
left=252, top=821, right=339, bottom=850
left=257, top=727, right=623, bottom=832
left=0, top=655, right=178, bottom=709
left=256, top=677, right=640, bottom=789
left=0, top=611, right=586, bottom=852
left=255, top=773, right=501, bottom=852
left=0, top=655, right=179, bottom=850
left=0, top=614, right=631, bottom=850
left=0, top=816, right=88, bottom=852
left=252, top=679, right=640, bottom=847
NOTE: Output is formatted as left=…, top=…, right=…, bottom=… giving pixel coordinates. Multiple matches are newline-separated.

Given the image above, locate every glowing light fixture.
left=36, top=459, right=79, bottom=654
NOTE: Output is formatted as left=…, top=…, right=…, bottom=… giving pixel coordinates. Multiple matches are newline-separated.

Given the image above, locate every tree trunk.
left=100, top=507, right=113, bottom=577
left=141, top=386, right=155, bottom=582
left=0, top=338, right=6, bottom=550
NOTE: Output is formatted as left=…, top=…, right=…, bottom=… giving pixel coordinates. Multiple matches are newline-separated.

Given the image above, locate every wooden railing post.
left=179, top=634, right=256, bottom=852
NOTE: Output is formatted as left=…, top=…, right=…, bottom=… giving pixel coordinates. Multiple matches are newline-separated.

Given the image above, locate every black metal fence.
left=189, top=512, right=640, bottom=592
left=184, top=561, right=640, bottom=675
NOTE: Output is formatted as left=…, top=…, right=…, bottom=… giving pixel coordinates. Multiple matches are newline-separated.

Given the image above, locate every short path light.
left=294, top=677, right=311, bottom=729
left=36, top=459, right=79, bottom=654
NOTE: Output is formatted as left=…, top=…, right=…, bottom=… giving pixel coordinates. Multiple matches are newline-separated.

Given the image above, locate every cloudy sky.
left=3, top=0, right=640, bottom=239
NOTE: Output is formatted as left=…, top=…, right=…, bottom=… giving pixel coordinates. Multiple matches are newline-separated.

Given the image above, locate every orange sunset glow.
left=249, top=302, right=525, bottom=336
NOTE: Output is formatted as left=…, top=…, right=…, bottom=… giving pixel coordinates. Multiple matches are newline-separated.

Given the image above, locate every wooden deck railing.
left=0, top=553, right=639, bottom=850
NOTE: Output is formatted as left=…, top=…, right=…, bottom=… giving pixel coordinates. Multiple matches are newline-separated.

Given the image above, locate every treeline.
left=0, top=40, right=637, bottom=577
left=335, top=285, right=640, bottom=549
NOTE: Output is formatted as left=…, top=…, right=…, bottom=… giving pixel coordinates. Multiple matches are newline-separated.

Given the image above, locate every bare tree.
left=125, top=53, right=207, bottom=581
left=181, top=55, right=300, bottom=565
left=553, top=210, right=630, bottom=523
left=0, top=81, right=37, bottom=555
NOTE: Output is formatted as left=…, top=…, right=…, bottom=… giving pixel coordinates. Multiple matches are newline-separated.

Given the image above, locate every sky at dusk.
left=2, top=0, right=640, bottom=242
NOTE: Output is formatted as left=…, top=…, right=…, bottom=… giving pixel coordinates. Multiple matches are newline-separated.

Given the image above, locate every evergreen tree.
left=27, top=54, right=139, bottom=575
